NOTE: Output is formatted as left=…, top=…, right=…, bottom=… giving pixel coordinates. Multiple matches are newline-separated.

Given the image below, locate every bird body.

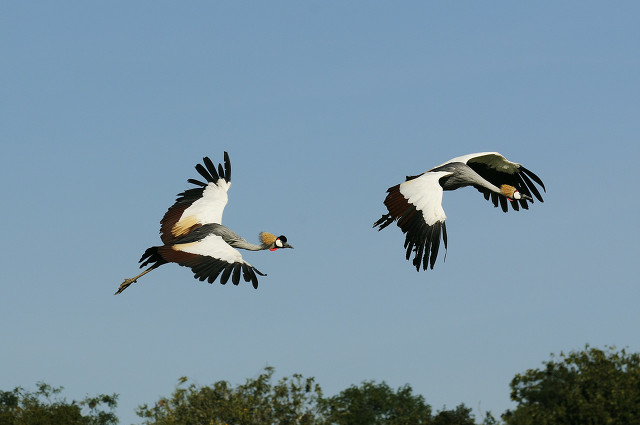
left=116, top=152, right=292, bottom=295
left=374, top=152, right=545, bottom=271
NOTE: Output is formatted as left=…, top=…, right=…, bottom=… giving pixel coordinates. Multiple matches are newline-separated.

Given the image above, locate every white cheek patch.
left=275, top=239, right=283, bottom=248
left=513, top=191, right=522, bottom=200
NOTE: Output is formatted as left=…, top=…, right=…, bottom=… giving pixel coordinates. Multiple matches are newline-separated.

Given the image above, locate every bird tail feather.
left=139, top=246, right=168, bottom=269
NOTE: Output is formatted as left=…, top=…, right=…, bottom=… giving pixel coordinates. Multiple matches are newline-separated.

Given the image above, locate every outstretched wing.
left=160, top=152, right=232, bottom=244
left=458, top=152, right=546, bottom=213
left=373, top=171, right=451, bottom=271
left=158, top=233, right=265, bottom=289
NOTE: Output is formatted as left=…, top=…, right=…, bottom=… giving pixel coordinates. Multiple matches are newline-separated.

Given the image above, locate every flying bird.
left=373, top=152, right=545, bottom=271
left=116, top=152, right=293, bottom=295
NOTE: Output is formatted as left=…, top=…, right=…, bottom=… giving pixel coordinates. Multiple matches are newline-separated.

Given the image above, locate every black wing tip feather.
left=190, top=257, right=263, bottom=289
left=242, top=263, right=265, bottom=289
left=499, top=195, right=508, bottom=212
left=174, top=186, right=206, bottom=203
left=138, top=246, right=168, bottom=269
left=389, top=204, right=447, bottom=271
left=519, top=165, right=546, bottom=192
left=195, top=162, right=216, bottom=183
left=187, top=178, right=207, bottom=187
left=471, top=160, right=545, bottom=211
left=176, top=152, right=232, bottom=201
left=480, top=173, right=544, bottom=212
left=518, top=171, right=544, bottom=203
left=373, top=214, right=395, bottom=230
left=223, top=151, right=231, bottom=182
left=193, top=152, right=231, bottom=185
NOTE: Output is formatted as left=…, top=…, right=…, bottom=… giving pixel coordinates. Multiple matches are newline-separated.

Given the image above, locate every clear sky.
left=2, top=2, right=639, bottom=424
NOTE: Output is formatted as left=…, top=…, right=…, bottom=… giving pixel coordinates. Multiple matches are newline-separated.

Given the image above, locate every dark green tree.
left=321, top=380, right=433, bottom=424
left=432, top=404, right=476, bottom=425
left=136, top=366, right=324, bottom=425
left=502, top=345, right=640, bottom=425
left=0, top=382, right=118, bottom=425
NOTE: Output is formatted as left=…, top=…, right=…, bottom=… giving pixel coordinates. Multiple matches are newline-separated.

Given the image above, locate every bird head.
left=259, top=232, right=294, bottom=251
left=500, top=184, right=533, bottom=201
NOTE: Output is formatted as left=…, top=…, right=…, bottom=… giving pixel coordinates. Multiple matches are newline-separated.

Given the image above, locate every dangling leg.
left=116, top=246, right=168, bottom=295
left=115, top=266, right=156, bottom=295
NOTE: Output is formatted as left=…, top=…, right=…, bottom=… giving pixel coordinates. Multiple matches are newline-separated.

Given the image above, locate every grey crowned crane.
left=373, top=152, right=545, bottom=271
left=115, top=152, right=293, bottom=295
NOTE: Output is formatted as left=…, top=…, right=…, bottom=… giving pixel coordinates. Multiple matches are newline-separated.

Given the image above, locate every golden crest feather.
left=500, top=184, right=517, bottom=198
left=259, top=232, right=277, bottom=245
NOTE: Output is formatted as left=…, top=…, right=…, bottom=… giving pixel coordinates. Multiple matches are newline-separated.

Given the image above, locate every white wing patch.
left=400, top=171, right=450, bottom=226
left=181, top=180, right=231, bottom=225
left=174, top=233, right=243, bottom=264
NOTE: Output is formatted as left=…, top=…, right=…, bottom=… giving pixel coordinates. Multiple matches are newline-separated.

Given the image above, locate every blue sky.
left=2, top=2, right=639, bottom=423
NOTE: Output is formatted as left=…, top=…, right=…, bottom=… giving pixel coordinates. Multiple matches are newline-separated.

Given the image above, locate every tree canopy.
left=0, top=382, right=118, bottom=425
left=321, top=380, right=433, bottom=424
left=5, top=345, right=640, bottom=425
left=136, top=369, right=480, bottom=425
left=502, top=345, right=640, bottom=425
left=136, top=366, right=324, bottom=425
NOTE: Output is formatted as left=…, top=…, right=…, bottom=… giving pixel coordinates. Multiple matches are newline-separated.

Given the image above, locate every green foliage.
left=136, top=366, right=324, bottom=425
left=502, top=345, right=640, bottom=425
left=321, top=380, right=432, bottom=424
left=431, top=404, right=476, bottom=425
left=0, top=382, right=118, bottom=425
left=12, top=345, right=639, bottom=425
left=136, top=370, right=482, bottom=425
left=480, top=411, right=499, bottom=425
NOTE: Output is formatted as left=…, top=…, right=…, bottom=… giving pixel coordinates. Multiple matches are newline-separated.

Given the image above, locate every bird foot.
left=114, top=278, right=137, bottom=295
